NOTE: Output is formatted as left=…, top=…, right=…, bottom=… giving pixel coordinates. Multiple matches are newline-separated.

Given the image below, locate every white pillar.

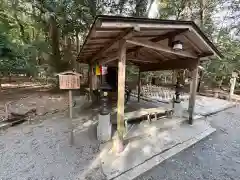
left=229, top=72, right=238, bottom=100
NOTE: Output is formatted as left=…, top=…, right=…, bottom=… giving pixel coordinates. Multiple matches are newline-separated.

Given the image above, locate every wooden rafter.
left=127, top=28, right=189, bottom=54
left=143, top=48, right=168, bottom=61
left=90, top=27, right=139, bottom=63
left=151, top=29, right=188, bottom=42
left=126, top=38, right=197, bottom=59
left=128, top=58, right=159, bottom=63
left=182, top=34, right=202, bottom=53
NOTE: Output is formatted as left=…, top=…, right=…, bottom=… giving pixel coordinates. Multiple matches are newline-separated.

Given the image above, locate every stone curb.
left=112, top=127, right=216, bottom=180
left=202, top=104, right=237, bottom=117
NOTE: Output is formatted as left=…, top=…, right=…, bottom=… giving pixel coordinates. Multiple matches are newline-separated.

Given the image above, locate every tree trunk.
left=197, top=0, right=205, bottom=91
left=76, top=31, right=80, bottom=72
left=199, top=0, right=205, bottom=28
left=49, top=15, right=61, bottom=72
left=8, top=72, right=12, bottom=82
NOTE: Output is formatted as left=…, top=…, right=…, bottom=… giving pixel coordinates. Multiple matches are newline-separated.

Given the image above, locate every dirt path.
left=0, top=81, right=68, bottom=121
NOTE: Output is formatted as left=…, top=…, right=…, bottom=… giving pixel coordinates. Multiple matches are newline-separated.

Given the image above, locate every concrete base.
left=173, top=103, right=183, bottom=117
left=97, top=114, right=112, bottom=142
left=100, top=119, right=216, bottom=180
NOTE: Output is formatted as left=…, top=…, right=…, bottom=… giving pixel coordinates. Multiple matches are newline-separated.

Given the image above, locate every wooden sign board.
left=57, top=71, right=82, bottom=89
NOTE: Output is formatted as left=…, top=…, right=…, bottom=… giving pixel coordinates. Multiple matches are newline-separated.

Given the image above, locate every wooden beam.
left=87, top=42, right=104, bottom=45
left=99, top=55, right=160, bottom=65
left=127, top=38, right=197, bottom=59
left=83, top=47, right=102, bottom=50
left=98, top=48, right=161, bottom=65
left=150, top=29, right=189, bottom=42
left=91, top=37, right=115, bottom=40
left=199, top=52, right=214, bottom=58
left=95, top=27, right=126, bottom=32
left=127, top=29, right=189, bottom=54
left=117, top=39, right=126, bottom=147
left=139, top=58, right=196, bottom=71
left=128, top=58, right=159, bottom=63
left=188, top=59, right=199, bottom=124
left=90, top=27, right=139, bottom=63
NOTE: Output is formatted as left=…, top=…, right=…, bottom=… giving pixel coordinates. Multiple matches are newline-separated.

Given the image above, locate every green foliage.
left=153, top=0, right=240, bottom=86
left=0, top=0, right=239, bottom=87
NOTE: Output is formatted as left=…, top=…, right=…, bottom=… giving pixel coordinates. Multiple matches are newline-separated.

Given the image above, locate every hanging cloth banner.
left=95, top=65, right=101, bottom=75
left=95, top=65, right=108, bottom=75
left=101, top=66, right=108, bottom=75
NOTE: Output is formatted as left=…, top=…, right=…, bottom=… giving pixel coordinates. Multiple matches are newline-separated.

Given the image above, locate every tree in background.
left=154, top=0, right=240, bottom=89
left=0, top=0, right=239, bottom=89
left=0, top=0, right=153, bottom=76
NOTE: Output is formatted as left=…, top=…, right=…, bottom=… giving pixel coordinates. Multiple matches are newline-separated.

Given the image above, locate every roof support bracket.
left=90, top=26, right=140, bottom=63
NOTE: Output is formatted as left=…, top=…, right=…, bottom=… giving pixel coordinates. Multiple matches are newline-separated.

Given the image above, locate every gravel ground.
left=0, top=113, right=105, bottom=180
left=136, top=106, right=240, bottom=180
left=1, top=104, right=240, bottom=180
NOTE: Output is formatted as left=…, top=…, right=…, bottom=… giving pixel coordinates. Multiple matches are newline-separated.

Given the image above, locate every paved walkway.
left=136, top=106, right=240, bottom=180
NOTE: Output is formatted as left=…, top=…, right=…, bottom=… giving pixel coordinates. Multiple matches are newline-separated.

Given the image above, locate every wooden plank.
left=144, top=107, right=171, bottom=114
left=124, top=110, right=148, bottom=120
left=90, top=27, right=138, bottom=62
left=126, top=38, right=197, bottom=59
left=188, top=60, right=199, bottom=124
left=117, top=40, right=127, bottom=141
left=138, top=69, right=141, bottom=102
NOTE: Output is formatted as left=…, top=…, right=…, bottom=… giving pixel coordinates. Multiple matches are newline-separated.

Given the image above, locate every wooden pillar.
left=89, top=64, right=93, bottom=101
left=116, top=40, right=126, bottom=150
left=69, top=90, right=74, bottom=144
left=188, top=60, right=199, bottom=125
left=137, top=69, right=141, bottom=102
left=172, top=70, right=176, bottom=84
